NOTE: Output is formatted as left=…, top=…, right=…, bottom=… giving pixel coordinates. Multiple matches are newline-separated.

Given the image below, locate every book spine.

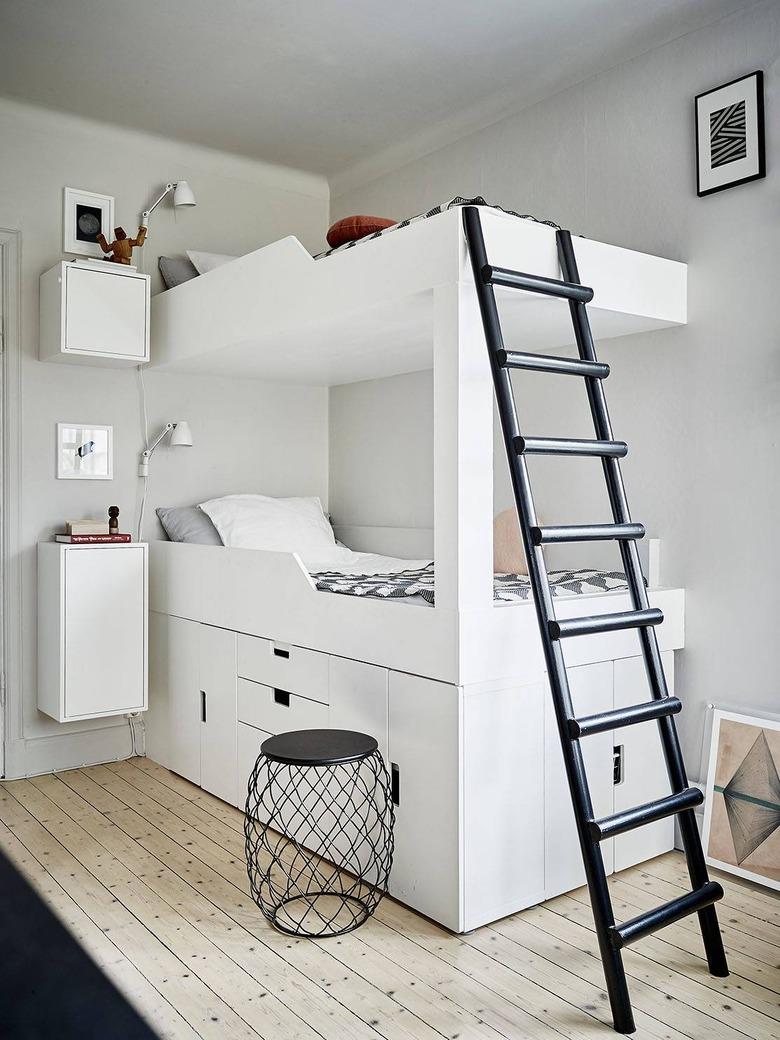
left=57, top=534, right=132, bottom=543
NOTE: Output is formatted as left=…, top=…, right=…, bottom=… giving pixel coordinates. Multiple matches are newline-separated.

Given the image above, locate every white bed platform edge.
left=149, top=540, right=683, bottom=686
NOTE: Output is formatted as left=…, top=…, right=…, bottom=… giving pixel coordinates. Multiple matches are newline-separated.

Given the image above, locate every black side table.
left=244, top=728, right=395, bottom=937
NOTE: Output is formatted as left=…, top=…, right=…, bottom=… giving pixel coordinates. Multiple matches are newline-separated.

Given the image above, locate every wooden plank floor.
left=1, top=758, right=779, bottom=1040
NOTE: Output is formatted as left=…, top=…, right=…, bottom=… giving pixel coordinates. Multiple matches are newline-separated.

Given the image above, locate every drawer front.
left=237, top=635, right=329, bottom=705
left=238, top=677, right=328, bottom=734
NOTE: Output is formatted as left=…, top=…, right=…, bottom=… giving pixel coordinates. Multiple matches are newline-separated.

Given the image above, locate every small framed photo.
left=695, top=71, right=765, bottom=197
left=703, top=709, right=780, bottom=890
left=57, top=423, right=113, bottom=480
left=63, top=187, right=114, bottom=257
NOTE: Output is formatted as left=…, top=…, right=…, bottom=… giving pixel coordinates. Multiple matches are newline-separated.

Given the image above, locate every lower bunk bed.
left=147, top=539, right=684, bottom=932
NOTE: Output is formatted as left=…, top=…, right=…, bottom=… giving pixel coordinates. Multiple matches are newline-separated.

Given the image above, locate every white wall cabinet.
left=38, top=543, right=147, bottom=722
left=40, top=261, right=150, bottom=366
left=147, top=613, right=237, bottom=802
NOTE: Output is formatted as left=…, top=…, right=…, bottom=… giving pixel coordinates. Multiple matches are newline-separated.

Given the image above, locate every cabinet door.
left=613, top=653, right=676, bottom=871
left=64, top=546, right=146, bottom=718
left=146, top=614, right=200, bottom=784
left=329, top=657, right=388, bottom=761
left=388, top=673, right=461, bottom=930
left=199, top=625, right=238, bottom=806
left=238, top=723, right=271, bottom=812
left=545, top=661, right=614, bottom=898
left=65, top=266, right=148, bottom=360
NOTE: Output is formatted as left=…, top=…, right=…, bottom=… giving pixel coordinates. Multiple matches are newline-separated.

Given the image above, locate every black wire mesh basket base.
left=244, top=730, right=394, bottom=939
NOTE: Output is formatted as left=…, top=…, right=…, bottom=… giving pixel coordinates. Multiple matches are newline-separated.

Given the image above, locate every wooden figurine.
left=96, top=225, right=147, bottom=265
left=108, top=505, right=119, bottom=534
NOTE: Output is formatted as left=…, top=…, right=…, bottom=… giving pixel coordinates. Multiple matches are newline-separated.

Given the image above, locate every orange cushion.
left=327, top=215, right=395, bottom=248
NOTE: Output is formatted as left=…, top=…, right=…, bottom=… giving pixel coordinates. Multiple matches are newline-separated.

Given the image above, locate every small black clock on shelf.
left=695, top=70, right=765, bottom=197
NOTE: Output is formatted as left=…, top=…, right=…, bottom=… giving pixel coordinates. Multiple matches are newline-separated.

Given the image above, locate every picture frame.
left=56, top=423, right=113, bottom=480
left=702, top=709, right=780, bottom=890
left=695, top=71, right=765, bottom=197
left=63, top=187, right=115, bottom=257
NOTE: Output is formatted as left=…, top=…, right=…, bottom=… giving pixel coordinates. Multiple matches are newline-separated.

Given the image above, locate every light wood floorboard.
left=1, top=757, right=778, bottom=1040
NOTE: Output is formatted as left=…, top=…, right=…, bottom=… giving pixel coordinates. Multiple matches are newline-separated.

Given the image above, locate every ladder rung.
left=549, top=607, right=663, bottom=640
left=532, top=522, right=644, bottom=545
left=611, top=881, right=724, bottom=949
left=589, top=787, right=703, bottom=841
left=483, top=264, right=594, bottom=303
left=568, top=696, right=682, bottom=738
left=514, top=436, right=628, bottom=458
left=496, top=349, right=609, bottom=380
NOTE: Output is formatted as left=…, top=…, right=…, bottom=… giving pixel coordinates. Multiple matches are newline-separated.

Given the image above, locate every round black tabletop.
left=261, top=729, right=378, bottom=766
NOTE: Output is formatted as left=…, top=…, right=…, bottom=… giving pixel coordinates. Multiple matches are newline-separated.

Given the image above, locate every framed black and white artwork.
left=63, top=187, right=114, bottom=257
left=57, top=423, right=113, bottom=480
left=695, top=71, right=765, bottom=197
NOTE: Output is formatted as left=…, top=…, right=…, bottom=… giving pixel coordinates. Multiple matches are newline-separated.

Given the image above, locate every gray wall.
left=331, top=0, right=780, bottom=774
left=1, top=97, right=330, bottom=777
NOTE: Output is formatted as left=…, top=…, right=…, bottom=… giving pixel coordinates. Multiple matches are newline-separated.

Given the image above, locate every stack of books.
left=56, top=519, right=131, bottom=544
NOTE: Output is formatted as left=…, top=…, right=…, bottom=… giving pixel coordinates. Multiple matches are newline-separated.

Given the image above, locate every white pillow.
left=199, top=495, right=336, bottom=559
left=185, top=250, right=238, bottom=275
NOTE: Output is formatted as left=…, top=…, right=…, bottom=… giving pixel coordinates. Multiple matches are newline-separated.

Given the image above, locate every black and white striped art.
left=696, top=71, right=765, bottom=196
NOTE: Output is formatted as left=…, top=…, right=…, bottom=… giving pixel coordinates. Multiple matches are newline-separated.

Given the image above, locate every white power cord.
left=137, top=364, right=150, bottom=541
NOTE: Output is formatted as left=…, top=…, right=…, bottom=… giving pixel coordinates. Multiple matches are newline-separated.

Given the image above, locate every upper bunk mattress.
left=312, top=565, right=629, bottom=606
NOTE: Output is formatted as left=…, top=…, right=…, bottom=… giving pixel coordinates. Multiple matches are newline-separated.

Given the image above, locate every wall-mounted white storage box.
left=38, top=542, right=148, bottom=722
left=40, top=261, right=150, bottom=366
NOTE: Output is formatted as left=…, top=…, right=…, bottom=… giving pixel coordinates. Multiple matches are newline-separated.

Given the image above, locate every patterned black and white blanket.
left=312, top=565, right=629, bottom=606
left=315, top=196, right=562, bottom=259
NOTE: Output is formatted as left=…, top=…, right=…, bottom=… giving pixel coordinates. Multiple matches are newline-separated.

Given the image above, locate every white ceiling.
left=0, top=0, right=754, bottom=182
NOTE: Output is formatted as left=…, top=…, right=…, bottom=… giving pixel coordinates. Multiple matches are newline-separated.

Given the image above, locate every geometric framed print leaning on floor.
left=703, top=709, right=780, bottom=890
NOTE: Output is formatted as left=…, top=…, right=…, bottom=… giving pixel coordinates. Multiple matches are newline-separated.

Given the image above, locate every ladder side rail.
left=463, top=206, right=636, bottom=1033
left=556, top=230, right=728, bottom=977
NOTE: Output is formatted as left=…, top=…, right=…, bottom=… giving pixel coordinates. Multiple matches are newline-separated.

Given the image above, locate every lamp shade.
left=170, top=421, right=193, bottom=446
left=173, top=181, right=196, bottom=208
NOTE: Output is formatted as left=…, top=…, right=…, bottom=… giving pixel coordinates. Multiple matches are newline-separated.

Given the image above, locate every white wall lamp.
left=140, top=181, right=196, bottom=231
left=138, top=420, right=193, bottom=477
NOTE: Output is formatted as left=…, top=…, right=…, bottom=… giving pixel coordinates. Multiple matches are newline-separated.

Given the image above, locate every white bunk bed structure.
left=148, top=205, right=687, bottom=932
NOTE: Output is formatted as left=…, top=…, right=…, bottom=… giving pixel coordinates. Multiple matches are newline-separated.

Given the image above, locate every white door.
left=64, top=546, right=145, bottom=718
left=329, top=657, right=388, bottom=761
left=146, top=614, right=200, bottom=783
left=65, top=266, right=147, bottom=359
left=199, top=625, right=238, bottom=805
left=545, top=661, right=614, bottom=897
left=613, top=653, right=676, bottom=871
left=388, top=672, right=461, bottom=930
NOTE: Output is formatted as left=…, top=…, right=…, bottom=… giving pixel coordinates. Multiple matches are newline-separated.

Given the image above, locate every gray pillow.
left=158, top=255, right=199, bottom=290
left=156, top=506, right=223, bottom=545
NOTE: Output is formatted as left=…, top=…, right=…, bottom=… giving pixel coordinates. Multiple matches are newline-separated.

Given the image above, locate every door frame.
left=0, top=229, right=22, bottom=779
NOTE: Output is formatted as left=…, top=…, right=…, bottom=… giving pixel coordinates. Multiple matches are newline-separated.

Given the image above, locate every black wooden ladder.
left=463, top=206, right=728, bottom=1035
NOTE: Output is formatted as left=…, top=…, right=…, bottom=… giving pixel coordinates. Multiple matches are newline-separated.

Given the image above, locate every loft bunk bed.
left=147, top=203, right=688, bottom=932
left=149, top=203, right=686, bottom=684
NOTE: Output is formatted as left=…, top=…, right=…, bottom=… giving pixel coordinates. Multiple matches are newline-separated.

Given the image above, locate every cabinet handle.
left=273, top=647, right=290, bottom=659
left=391, top=763, right=400, bottom=806
left=613, top=745, right=624, bottom=785
left=273, top=689, right=291, bottom=707
left=201, top=690, right=207, bottom=723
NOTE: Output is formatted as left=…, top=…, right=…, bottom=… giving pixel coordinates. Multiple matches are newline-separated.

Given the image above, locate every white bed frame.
left=147, top=206, right=688, bottom=931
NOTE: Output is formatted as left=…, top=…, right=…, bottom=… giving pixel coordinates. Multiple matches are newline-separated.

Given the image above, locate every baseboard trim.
left=3, top=725, right=133, bottom=779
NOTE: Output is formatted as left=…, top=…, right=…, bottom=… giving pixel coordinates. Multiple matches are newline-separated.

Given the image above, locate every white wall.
left=331, top=0, right=779, bottom=773
left=0, top=97, right=330, bottom=778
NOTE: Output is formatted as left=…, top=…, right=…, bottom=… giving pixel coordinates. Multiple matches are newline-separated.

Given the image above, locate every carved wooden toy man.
left=96, top=225, right=147, bottom=265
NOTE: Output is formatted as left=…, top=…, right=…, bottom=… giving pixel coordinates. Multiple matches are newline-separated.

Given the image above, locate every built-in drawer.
left=238, top=677, right=329, bottom=735
left=237, top=635, right=329, bottom=705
